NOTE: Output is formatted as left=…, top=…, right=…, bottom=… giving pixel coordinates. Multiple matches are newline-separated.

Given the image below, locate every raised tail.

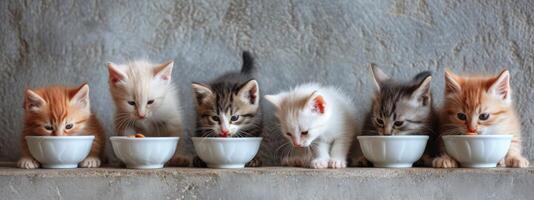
left=240, top=51, right=255, bottom=75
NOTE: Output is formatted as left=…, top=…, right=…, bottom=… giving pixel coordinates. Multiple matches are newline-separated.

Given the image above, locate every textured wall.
left=0, top=0, right=533, bottom=165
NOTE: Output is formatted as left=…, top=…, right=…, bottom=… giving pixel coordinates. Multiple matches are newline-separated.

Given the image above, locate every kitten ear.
left=444, top=69, right=462, bottom=94
left=192, top=83, right=213, bottom=105
left=306, top=91, right=326, bottom=114
left=154, top=61, right=173, bottom=82
left=69, top=83, right=90, bottom=109
left=237, top=80, right=259, bottom=105
left=24, top=89, right=46, bottom=112
left=264, top=93, right=286, bottom=109
left=370, top=64, right=390, bottom=91
left=410, top=75, right=432, bottom=106
left=107, top=62, right=127, bottom=85
left=488, top=70, right=511, bottom=103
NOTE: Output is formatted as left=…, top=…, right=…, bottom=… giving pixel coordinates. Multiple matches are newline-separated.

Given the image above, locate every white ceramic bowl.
left=358, top=135, right=429, bottom=168
left=443, top=135, right=512, bottom=168
left=26, top=136, right=95, bottom=169
left=110, top=136, right=179, bottom=169
left=192, top=137, right=262, bottom=169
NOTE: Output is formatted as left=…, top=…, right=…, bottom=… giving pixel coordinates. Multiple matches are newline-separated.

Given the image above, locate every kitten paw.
left=328, top=159, right=347, bottom=169
left=167, top=156, right=191, bottom=167
left=282, top=157, right=307, bottom=167
left=192, top=156, right=207, bottom=168
left=79, top=156, right=101, bottom=168
left=17, top=157, right=40, bottom=169
left=246, top=156, right=262, bottom=167
left=310, top=159, right=329, bottom=169
left=353, top=156, right=372, bottom=167
left=432, top=154, right=458, bottom=168
left=505, top=155, right=529, bottom=168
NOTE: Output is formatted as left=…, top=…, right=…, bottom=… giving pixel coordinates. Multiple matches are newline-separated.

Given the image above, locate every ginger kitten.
left=17, top=84, right=105, bottom=169
left=266, top=83, right=358, bottom=169
left=108, top=60, right=189, bottom=166
left=191, top=51, right=262, bottom=167
left=356, top=66, right=438, bottom=167
left=433, top=69, right=529, bottom=168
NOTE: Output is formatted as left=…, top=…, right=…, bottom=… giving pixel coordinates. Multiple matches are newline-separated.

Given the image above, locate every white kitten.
left=107, top=60, right=189, bottom=166
left=265, top=83, right=358, bottom=169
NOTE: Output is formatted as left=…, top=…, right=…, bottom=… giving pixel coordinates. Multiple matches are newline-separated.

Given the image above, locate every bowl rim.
left=110, top=136, right=179, bottom=141
left=357, top=135, right=429, bottom=139
left=442, top=135, right=513, bottom=139
left=26, top=135, right=95, bottom=140
left=191, top=137, right=262, bottom=142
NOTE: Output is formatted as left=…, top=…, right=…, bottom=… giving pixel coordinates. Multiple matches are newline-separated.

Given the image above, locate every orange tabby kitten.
left=433, top=69, right=529, bottom=168
left=17, top=84, right=105, bottom=169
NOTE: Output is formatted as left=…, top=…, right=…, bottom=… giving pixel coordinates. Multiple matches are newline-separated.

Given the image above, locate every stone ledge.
left=1, top=163, right=533, bottom=200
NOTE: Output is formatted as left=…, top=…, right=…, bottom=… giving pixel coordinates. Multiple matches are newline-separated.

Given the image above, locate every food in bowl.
left=192, top=137, right=262, bottom=169
left=357, top=135, right=429, bottom=168
left=443, top=135, right=512, bottom=168
left=110, top=136, right=179, bottom=169
left=127, top=133, right=145, bottom=138
left=25, top=136, right=95, bottom=169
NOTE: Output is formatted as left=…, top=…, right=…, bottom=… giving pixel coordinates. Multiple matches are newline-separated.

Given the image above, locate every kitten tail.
left=241, top=51, right=255, bottom=75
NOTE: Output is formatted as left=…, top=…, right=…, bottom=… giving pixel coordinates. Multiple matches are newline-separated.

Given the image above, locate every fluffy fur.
left=433, top=69, right=529, bottom=168
left=107, top=60, right=189, bottom=166
left=266, top=83, right=358, bottom=169
left=355, top=66, right=438, bottom=167
left=191, top=51, right=263, bottom=167
left=17, top=84, right=105, bottom=169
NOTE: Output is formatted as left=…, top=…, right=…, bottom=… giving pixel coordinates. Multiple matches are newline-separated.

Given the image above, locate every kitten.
left=191, top=51, right=262, bottom=167
left=265, top=83, right=358, bottom=169
left=108, top=60, right=189, bottom=166
left=355, top=66, right=438, bottom=167
left=17, top=84, right=105, bottom=169
left=433, top=69, right=529, bottom=168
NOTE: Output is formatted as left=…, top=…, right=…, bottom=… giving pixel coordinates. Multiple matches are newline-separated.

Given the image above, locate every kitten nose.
left=137, top=113, right=145, bottom=119
left=220, top=129, right=229, bottom=137
left=467, top=127, right=477, bottom=134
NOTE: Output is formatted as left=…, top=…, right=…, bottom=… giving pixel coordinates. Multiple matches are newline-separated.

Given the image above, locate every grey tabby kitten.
left=191, top=51, right=262, bottom=167
left=355, top=65, right=438, bottom=167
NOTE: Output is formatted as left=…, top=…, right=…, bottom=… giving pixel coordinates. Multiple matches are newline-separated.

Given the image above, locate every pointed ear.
left=24, top=89, right=46, bottom=112
left=237, top=80, right=259, bottom=105
left=370, top=64, right=390, bottom=91
left=444, top=69, right=462, bottom=94
left=154, top=61, right=173, bottom=82
left=264, top=93, right=286, bottom=109
left=306, top=91, right=326, bottom=114
left=69, top=84, right=90, bottom=109
left=410, top=76, right=432, bottom=106
left=107, top=62, right=127, bottom=85
left=488, top=70, right=511, bottom=103
left=192, top=83, right=213, bottom=105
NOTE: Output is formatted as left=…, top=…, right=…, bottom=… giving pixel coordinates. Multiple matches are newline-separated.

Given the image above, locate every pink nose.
left=220, top=130, right=229, bottom=137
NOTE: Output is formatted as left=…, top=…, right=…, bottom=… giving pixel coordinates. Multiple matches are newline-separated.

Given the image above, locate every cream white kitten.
left=107, top=60, right=189, bottom=166
left=265, top=83, right=358, bottom=169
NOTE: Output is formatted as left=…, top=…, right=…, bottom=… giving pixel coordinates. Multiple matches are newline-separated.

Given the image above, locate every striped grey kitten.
left=191, top=51, right=262, bottom=167
left=355, top=65, right=438, bottom=167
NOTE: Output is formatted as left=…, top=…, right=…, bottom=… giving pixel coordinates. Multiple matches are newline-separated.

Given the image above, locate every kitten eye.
left=286, top=132, right=292, bottom=136
left=127, top=101, right=136, bottom=106
left=147, top=100, right=155, bottom=105
left=479, top=113, right=490, bottom=120
left=376, top=118, right=384, bottom=125
left=65, top=123, right=74, bottom=130
left=44, top=125, right=53, bottom=131
left=211, top=116, right=220, bottom=122
left=301, top=131, right=308, bottom=135
left=394, top=121, right=404, bottom=127
left=230, top=115, right=239, bottom=122
left=457, top=113, right=467, bottom=121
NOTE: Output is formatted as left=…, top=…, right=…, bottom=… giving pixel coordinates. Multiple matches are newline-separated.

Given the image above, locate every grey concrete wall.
left=0, top=0, right=533, bottom=164
left=1, top=166, right=534, bottom=200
